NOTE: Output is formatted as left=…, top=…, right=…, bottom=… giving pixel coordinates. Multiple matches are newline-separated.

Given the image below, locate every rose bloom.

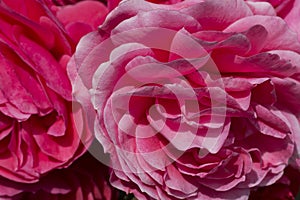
left=0, top=150, right=117, bottom=200
left=0, top=0, right=110, bottom=189
left=71, top=0, right=300, bottom=199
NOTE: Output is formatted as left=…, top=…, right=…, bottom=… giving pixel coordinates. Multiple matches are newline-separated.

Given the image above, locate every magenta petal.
left=65, top=22, right=93, bottom=44
left=0, top=51, right=38, bottom=115
left=17, top=35, right=72, bottom=100
left=47, top=117, right=66, bottom=137
left=56, top=1, right=108, bottom=29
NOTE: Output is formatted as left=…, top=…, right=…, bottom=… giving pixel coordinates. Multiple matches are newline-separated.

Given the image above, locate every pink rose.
left=0, top=0, right=94, bottom=184
left=71, top=0, right=300, bottom=199
left=0, top=151, right=118, bottom=200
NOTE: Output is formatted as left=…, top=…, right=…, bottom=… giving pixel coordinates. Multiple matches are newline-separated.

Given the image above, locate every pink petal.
left=224, top=15, right=300, bottom=53
left=245, top=1, right=276, bottom=16
left=181, top=0, right=252, bottom=30
left=284, top=0, right=300, bottom=41
left=164, top=164, right=198, bottom=194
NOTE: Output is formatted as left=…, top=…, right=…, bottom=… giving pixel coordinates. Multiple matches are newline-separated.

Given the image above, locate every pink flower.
left=71, top=0, right=300, bottom=199
left=0, top=151, right=118, bottom=200
left=0, top=0, right=99, bottom=184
